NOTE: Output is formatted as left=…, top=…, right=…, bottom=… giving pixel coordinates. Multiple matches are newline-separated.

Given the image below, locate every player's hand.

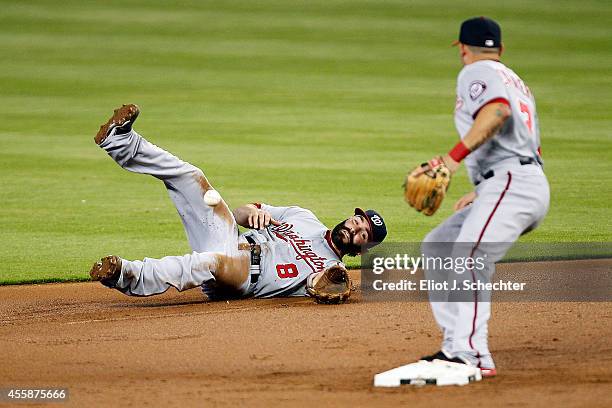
left=248, top=208, right=281, bottom=229
left=454, top=191, right=477, bottom=211
left=441, top=154, right=461, bottom=174
left=410, top=156, right=452, bottom=178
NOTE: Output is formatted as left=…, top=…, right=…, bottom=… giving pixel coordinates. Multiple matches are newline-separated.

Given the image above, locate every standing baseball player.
left=89, top=104, right=387, bottom=303
left=404, top=17, right=550, bottom=378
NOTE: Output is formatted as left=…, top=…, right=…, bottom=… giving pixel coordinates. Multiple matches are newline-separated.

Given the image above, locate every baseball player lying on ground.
left=89, top=104, right=387, bottom=304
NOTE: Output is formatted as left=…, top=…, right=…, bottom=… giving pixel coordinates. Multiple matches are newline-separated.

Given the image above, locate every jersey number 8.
left=276, top=263, right=299, bottom=279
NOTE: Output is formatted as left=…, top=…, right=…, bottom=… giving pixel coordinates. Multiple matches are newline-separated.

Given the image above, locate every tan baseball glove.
left=306, top=265, right=352, bottom=304
left=403, top=158, right=451, bottom=216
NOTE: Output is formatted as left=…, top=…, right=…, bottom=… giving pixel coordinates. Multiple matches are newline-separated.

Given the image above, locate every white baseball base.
left=373, top=360, right=482, bottom=387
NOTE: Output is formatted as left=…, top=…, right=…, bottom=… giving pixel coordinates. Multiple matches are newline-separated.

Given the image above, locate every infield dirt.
left=1, top=260, right=610, bottom=407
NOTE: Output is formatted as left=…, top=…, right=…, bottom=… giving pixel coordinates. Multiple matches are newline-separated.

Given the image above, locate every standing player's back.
left=455, top=60, right=541, bottom=180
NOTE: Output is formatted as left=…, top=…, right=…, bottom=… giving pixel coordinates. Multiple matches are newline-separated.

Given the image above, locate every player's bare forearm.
left=463, top=101, right=511, bottom=151
left=232, top=204, right=280, bottom=229
left=443, top=102, right=512, bottom=173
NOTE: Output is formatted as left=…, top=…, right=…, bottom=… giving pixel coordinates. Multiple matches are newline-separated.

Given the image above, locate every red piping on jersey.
left=325, top=230, right=342, bottom=258
left=467, top=171, right=512, bottom=362
left=472, top=97, right=510, bottom=119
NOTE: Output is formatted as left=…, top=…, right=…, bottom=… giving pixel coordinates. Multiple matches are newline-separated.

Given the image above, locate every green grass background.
left=1, top=0, right=611, bottom=283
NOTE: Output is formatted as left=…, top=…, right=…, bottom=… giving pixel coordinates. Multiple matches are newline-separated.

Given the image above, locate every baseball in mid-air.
left=204, top=189, right=222, bottom=206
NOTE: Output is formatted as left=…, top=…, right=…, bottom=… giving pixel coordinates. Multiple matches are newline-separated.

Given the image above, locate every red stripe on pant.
left=468, top=171, right=513, bottom=363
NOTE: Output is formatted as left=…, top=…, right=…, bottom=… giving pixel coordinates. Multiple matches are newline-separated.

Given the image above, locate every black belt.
left=476, top=157, right=541, bottom=185
left=244, top=235, right=262, bottom=284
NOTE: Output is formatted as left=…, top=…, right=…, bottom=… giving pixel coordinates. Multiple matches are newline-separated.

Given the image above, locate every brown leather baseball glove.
left=403, top=158, right=451, bottom=216
left=306, top=265, right=352, bottom=304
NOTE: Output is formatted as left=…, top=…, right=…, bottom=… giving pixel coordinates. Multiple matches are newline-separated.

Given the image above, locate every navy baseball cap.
left=354, top=208, right=387, bottom=248
left=453, top=17, right=502, bottom=48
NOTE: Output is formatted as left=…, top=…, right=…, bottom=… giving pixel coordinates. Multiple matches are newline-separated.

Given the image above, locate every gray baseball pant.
left=99, top=128, right=250, bottom=297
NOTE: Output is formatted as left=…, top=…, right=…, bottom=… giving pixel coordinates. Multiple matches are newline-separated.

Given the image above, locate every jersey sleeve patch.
left=469, top=80, right=487, bottom=101
left=459, top=63, right=509, bottom=117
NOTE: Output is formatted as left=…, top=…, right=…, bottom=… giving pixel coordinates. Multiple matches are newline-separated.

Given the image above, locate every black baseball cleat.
left=420, top=350, right=497, bottom=378
left=420, top=350, right=464, bottom=363
left=90, top=255, right=122, bottom=288
left=94, top=104, right=140, bottom=145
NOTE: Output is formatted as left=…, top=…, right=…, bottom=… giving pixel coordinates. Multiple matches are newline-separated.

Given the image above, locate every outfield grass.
left=1, top=0, right=611, bottom=283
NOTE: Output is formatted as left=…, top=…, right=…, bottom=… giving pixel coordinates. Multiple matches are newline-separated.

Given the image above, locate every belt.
left=238, top=235, right=262, bottom=284
left=475, top=157, right=541, bottom=186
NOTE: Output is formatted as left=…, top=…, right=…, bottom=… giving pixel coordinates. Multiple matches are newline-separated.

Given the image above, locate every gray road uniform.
left=244, top=205, right=344, bottom=298
left=423, top=60, right=550, bottom=370
left=99, top=128, right=343, bottom=299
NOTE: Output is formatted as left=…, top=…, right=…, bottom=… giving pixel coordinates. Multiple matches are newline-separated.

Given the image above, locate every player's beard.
left=331, top=221, right=361, bottom=257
